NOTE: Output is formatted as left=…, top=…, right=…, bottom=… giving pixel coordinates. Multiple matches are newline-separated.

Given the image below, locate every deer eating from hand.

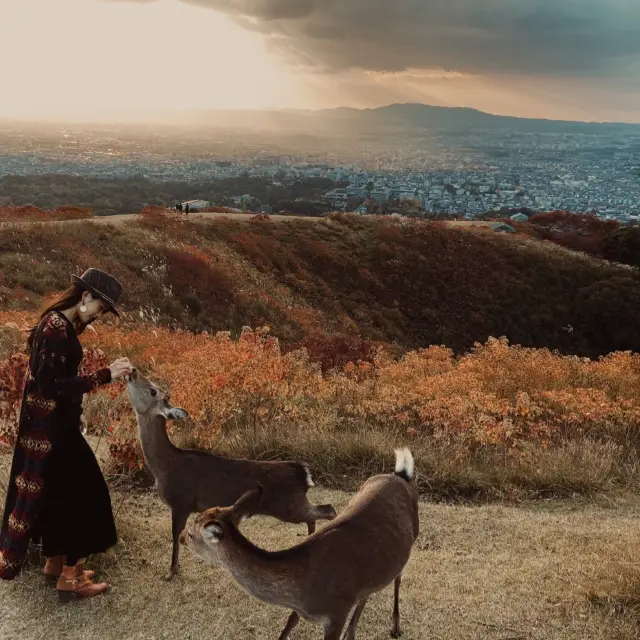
left=124, top=368, right=337, bottom=580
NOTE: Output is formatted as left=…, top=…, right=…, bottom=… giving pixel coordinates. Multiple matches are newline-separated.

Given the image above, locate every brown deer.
left=124, top=368, right=337, bottom=579
left=180, top=448, right=419, bottom=640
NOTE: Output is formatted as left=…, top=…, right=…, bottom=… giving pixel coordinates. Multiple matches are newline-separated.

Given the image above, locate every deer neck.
left=218, top=526, right=300, bottom=608
left=137, top=413, right=176, bottom=472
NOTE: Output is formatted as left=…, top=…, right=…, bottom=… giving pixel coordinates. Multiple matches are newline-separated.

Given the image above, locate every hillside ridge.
left=1, top=212, right=638, bottom=357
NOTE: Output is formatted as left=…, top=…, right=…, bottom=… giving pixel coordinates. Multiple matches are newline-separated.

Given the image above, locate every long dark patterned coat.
left=0, top=310, right=117, bottom=579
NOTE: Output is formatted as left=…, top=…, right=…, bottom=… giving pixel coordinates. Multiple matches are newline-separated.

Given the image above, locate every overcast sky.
left=2, top=0, right=639, bottom=122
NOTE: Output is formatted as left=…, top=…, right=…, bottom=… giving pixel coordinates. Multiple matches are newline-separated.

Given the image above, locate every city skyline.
left=2, top=0, right=639, bottom=124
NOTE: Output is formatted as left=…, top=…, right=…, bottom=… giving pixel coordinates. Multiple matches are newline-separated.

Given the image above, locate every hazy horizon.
left=2, top=0, right=639, bottom=124
left=2, top=101, right=640, bottom=128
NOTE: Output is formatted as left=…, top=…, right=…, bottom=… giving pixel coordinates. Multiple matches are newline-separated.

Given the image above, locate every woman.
left=0, top=268, right=132, bottom=601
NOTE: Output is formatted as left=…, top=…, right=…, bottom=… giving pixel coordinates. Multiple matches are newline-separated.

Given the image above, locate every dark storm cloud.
left=112, top=0, right=640, bottom=75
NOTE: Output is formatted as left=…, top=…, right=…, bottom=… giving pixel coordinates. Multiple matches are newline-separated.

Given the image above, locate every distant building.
left=180, top=199, right=210, bottom=212
left=488, top=222, right=517, bottom=233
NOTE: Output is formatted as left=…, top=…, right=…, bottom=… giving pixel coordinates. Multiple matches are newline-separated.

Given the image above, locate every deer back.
left=300, top=473, right=419, bottom=599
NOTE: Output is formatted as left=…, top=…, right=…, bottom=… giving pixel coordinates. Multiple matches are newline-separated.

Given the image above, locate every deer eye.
left=150, top=389, right=157, bottom=397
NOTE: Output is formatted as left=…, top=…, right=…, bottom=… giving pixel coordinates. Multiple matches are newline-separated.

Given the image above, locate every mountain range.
left=178, top=102, right=639, bottom=135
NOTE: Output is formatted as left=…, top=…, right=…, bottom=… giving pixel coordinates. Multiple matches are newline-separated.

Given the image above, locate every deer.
left=124, top=368, right=337, bottom=580
left=180, top=447, right=419, bottom=640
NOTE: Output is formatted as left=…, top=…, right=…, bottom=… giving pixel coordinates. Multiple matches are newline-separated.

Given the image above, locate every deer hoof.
left=162, top=570, right=176, bottom=582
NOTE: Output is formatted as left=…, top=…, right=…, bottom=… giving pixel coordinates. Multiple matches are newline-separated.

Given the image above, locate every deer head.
left=125, top=368, right=189, bottom=422
left=180, top=486, right=264, bottom=560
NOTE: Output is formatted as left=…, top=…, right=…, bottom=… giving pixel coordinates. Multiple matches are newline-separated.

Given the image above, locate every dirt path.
left=1, top=471, right=637, bottom=640
left=0, top=210, right=323, bottom=228
left=1, top=212, right=511, bottom=230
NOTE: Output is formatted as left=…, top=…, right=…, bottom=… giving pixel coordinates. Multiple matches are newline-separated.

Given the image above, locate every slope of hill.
left=1, top=213, right=639, bottom=357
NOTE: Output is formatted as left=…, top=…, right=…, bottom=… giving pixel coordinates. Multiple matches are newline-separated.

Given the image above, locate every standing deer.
left=181, top=448, right=419, bottom=640
left=124, top=368, right=337, bottom=579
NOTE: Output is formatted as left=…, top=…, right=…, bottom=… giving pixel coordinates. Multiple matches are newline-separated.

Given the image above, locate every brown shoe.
left=56, top=564, right=109, bottom=602
left=44, top=556, right=95, bottom=582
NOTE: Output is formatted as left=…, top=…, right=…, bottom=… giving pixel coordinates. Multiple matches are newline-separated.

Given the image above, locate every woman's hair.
left=26, top=285, right=85, bottom=349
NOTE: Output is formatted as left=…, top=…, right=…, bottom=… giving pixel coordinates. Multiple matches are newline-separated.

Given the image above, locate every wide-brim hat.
left=71, top=268, right=122, bottom=316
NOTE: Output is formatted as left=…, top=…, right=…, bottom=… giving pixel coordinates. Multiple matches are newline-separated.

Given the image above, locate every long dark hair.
left=26, top=285, right=85, bottom=349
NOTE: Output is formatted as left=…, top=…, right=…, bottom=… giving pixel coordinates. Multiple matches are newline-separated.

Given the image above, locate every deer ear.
left=163, top=407, right=189, bottom=420
left=232, top=485, right=264, bottom=519
left=202, top=522, right=224, bottom=542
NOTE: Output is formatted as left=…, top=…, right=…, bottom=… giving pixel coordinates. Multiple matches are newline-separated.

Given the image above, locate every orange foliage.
left=2, top=314, right=640, bottom=471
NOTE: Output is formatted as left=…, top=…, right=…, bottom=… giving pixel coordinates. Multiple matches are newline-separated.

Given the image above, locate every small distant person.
left=185, top=203, right=189, bottom=215
left=178, top=203, right=183, bottom=213
left=175, top=203, right=180, bottom=214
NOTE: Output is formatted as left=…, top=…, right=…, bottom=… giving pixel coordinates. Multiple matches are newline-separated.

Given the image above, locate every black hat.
left=71, top=268, right=122, bottom=316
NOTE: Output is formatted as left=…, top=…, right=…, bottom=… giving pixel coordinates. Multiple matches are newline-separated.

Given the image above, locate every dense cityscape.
left=1, top=109, right=639, bottom=223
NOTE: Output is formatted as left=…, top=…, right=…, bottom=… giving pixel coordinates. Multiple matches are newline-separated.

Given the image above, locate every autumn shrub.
left=286, top=333, right=378, bottom=373
left=3, top=313, right=639, bottom=498
left=524, top=210, right=629, bottom=260
left=164, top=245, right=235, bottom=321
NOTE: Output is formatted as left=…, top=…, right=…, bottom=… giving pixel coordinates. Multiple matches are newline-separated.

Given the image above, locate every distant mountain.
left=178, top=103, right=639, bottom=135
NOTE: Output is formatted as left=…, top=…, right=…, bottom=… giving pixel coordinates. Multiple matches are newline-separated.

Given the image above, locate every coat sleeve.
left=33, top=314, right=112, bottom=399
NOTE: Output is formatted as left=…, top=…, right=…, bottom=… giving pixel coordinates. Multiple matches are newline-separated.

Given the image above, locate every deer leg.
left=323, top=615, right=348, bottom=640
left=307, top=521, right=316, bottom=535
left=342, top=598, right=369, bottom=640
left=391, top=575, right=402, bottom=638
left=277, top=611, right=300, bottom=640
left=165, top=509, right=189, bottom=581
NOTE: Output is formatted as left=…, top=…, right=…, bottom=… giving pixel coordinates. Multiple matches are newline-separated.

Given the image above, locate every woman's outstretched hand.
left=109, top=357, right=133, bottom=381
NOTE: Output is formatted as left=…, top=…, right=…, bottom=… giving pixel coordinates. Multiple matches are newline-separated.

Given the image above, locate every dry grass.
left=2, top=451, right=640, bottom=640
left=196, top=419, right=639, bottom=501
left=587, top=544, right=640, bottom=619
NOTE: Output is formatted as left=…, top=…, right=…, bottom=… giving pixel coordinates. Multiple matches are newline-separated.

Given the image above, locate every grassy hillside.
left=3, top=212, right=640, bottom=631
left=1, top=212, right=639, bottom=358
left=2, top=212, right=640, bottom=499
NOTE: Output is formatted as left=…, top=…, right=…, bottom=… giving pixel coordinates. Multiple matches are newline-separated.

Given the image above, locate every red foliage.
left=228, top=231, right=302, bottom=275
left=529, top=211, right=620, bottom=256
left=107, top=437, right=143, bottom=472
left=0, top=353, right=28, bottom=447
left=288, top=333, right=378, bottom=373
left=164, top=246, right=235, bottom=314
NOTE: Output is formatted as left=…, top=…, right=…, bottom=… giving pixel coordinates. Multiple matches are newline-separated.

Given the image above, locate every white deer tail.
left=394, top=447, right=415, bottom=483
